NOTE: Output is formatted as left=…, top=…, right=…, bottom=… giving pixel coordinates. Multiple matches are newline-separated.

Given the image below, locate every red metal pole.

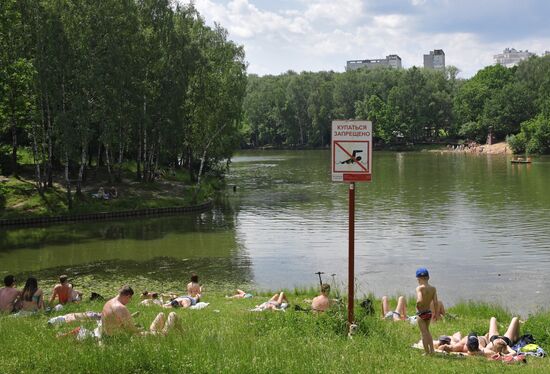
left=348, top=182, right=355, bottom=326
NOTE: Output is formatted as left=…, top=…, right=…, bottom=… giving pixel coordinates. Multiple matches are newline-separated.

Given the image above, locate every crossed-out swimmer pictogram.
left=333, top=141, right=369, bottom=172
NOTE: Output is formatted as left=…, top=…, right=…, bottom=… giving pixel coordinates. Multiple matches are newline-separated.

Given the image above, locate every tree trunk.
left=136, top=134, right=141, bottom=181
left=195, top=123, right=228, bottom=197
left=11, top=123, right=18, bottom=176
left=65, top=151, right=72, bottom=210
left=117, top=122, right=124, bottom=181
left=76, top=145, right=87, bottom=195
left=30, top=121, right=43, bottom=195
left=97, top=142, right=102, bottom=168
left=105, top=144, right=112, bottom=183
left=45, top=96, right=53, bottom=187
left=143, top=126, right=148, bottom=182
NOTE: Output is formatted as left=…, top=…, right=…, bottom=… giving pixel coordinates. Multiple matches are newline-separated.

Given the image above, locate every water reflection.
left=1, top=151, right=550, bottom=315
left=227, top=151, right=550, bottom=315
left=0, top=207, right=253, bottom=288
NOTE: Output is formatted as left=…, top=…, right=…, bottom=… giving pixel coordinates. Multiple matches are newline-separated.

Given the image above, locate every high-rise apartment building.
left=346, top=55, right=402, bottom=71
left=423, top=49, right=445, bottom=70
left=494, top=48, right=535, bottom=68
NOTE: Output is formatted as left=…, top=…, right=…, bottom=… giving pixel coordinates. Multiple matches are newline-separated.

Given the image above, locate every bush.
left=506, top=133, right=526, bottom=154
left=513, top=114, right=550, bottom=154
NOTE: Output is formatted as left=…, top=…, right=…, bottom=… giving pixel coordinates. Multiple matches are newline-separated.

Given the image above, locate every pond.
left=1, top=150, right=549, bottom=315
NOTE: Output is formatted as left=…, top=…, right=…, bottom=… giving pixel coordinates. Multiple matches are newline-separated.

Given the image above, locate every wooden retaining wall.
left=0, top=200, right=213, bottom=228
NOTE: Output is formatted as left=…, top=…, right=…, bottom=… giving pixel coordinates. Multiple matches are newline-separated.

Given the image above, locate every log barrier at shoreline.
left=0, top=200, right=213, bottom=228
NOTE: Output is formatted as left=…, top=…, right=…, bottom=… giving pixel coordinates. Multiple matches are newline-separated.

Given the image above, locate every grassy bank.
left=1, top=284, right=549, bottom=373
left=0, top=166, right=221, bottom=220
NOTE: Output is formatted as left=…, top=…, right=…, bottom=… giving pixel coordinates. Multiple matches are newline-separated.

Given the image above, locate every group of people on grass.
left=380, top=267, right=538, bottom=360
left=0, top=274, right=82, bottom=315
left=0, top=268, right=539, bottom=360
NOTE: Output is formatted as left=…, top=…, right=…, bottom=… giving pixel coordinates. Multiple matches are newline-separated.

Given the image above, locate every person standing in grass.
left=0, top=275, right=21, bottom=313
left=415, top=267, right=439, bottom=355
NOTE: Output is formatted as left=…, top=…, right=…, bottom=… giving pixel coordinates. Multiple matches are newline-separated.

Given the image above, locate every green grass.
left=1, top=284, right=549, bottom=373
left=0, top=167, right=217, bottom=219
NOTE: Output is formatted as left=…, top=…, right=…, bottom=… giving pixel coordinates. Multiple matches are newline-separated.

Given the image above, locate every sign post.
left=331, top=120, right=372, bottom=327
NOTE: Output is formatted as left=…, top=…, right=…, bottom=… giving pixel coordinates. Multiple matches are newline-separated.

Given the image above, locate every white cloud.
left=304, top=0, right=364, bottom=26
left=180, top=0, right=550, bottom=78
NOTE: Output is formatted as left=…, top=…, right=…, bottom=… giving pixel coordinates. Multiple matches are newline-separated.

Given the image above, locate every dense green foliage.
left=0, top=0, right=246, bottom=199
left=1, top=288, right=549, bottom=373
left=242, top=57, right=550, bottom=154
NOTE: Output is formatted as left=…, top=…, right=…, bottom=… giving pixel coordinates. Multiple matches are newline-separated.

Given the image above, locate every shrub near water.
left=1, top=292, right=549, bottom=373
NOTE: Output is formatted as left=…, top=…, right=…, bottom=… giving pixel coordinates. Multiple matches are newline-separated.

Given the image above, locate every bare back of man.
left=102, top=286, right=181, bottom=337
left=101, top=296, right=136, bottom=336
left=311, top=284, right=331, bottom=312
left=0, top=287, right=20, bottom=313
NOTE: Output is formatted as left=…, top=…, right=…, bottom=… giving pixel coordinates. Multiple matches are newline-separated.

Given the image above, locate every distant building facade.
left=423, top=49, right=445, bottom=70
left=346, top=54, right=402, bottom=71
left=494, top=48, right=535, bottom=68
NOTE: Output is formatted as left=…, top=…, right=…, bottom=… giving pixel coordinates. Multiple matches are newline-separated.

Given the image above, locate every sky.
left=179, top=0, right=550, bottom=78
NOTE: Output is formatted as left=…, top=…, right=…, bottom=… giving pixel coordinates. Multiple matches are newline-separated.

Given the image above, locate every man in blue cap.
left=415, top=267, right=439, bottom=355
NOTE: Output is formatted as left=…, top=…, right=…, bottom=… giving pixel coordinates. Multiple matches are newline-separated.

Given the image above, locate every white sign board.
left=331, top=120, right=372, bottom=182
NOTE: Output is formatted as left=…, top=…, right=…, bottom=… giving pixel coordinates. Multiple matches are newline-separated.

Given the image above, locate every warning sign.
left=331, top=120, right=372, bottom=182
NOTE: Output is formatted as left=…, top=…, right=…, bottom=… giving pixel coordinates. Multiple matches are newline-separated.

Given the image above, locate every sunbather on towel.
left=482, top=317, right=521, bottom=357
left=381, top=295, right=445, bottom=322
left=48, top=311, right=102, bottom=325
left=226, top=289, right=253, bottom=299
left=163, top=295, right=200, bottom=309
left=101, top=285, right=181, bottom=336
left=253, top=292, right=289, bottom=311
left=437, top=333, right=489, bottom=356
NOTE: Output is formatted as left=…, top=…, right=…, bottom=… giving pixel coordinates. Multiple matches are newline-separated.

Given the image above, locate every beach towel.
left=189, top=302, right=210, bottom=310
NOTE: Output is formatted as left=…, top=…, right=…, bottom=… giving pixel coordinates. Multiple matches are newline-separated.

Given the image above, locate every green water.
left=1, top=150, right=550, bottom=314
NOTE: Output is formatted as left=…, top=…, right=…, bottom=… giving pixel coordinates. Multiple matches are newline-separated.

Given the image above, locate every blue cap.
left=415, top=267, right=429, bottom=278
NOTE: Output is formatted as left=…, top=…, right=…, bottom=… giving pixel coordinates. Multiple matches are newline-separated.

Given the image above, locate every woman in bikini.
left=20, top=277, right=44, bottom=312
left=482, top=317, right=520, bottom=357
left=256, top=292, right=289, bottom=311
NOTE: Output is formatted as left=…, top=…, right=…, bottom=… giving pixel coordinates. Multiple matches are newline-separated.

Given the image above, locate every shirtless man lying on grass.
left=101, top=285, right=181, bottom=336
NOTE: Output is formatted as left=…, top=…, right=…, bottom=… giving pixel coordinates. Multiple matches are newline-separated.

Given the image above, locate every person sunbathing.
left=437, top=332, right=488, bottom=356
left=381, top=295, right=407, bottom=321
left=226, top=289, right=253, bottom=299
left=19, top=277, right=44, bottom=313
left=482, top=317, right=520, bottom=357
left=50, top=275, right=81, bottom=306
left=311, top=284, right=332, bottom=312
left=187, top=273, right=202, bottom=300
left=101, top=285, right=181, bottom=336
left=254, top=292, right=289, bottom=311
left=141, top=291, right=159, bottom=300
left=0, top=275, right=21, bottom=313
left=163, top=294, right=200, bottom=309
left=381, top=295, right=445, bottom=322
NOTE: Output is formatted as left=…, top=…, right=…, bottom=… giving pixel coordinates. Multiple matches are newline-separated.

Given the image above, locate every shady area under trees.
left=0, top=0, right=247, bottom=218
